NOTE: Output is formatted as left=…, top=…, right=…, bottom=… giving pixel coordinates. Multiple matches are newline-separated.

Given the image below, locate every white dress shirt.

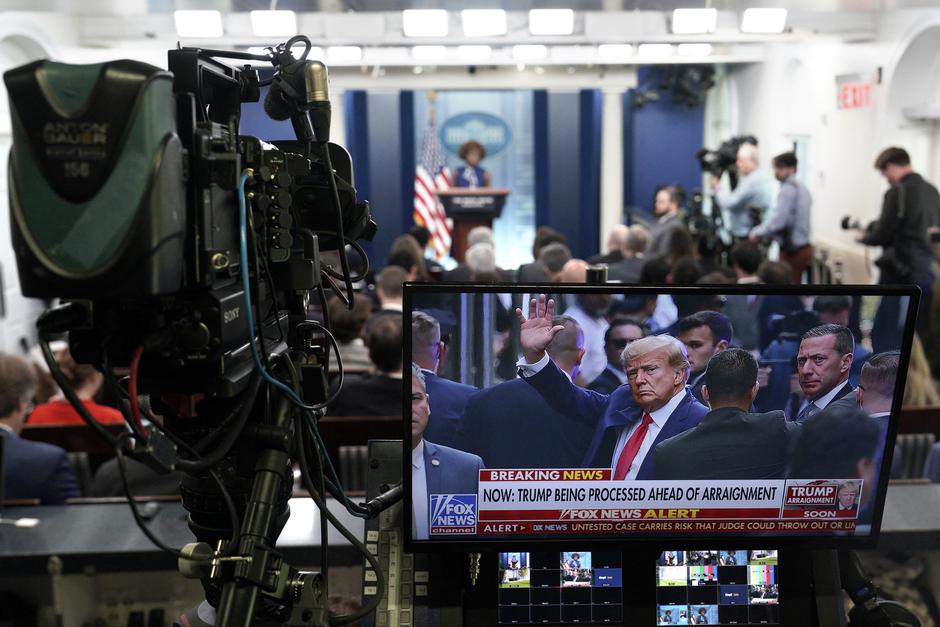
left=412, top=440, right=429, bottom=540
left=610, top=388, right=687, bottom=480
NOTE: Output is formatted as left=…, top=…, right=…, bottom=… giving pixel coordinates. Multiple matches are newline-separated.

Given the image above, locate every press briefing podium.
left=436, top=188, right=510, bottom=263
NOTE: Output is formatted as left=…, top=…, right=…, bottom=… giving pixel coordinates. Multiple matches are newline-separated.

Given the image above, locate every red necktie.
left=613, top=413, right=654, bottom=480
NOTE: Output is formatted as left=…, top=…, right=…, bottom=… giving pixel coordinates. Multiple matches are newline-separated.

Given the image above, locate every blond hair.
left=622, top=334, right=691, bottom=381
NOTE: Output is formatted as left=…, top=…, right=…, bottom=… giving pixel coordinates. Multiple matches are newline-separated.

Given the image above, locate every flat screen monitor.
left=404, top=284, right=918, bottom=549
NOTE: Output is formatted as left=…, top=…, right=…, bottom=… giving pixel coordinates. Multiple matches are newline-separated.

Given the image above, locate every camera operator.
left=853, top=147, right=940, bottom=352
left=749, top=152, right=812, bottom=283
left=710, top=143, right=773, bottom=242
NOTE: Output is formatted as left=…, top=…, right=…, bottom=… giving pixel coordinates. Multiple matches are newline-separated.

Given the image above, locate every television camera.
left=5, top=36, right=396, bottom=627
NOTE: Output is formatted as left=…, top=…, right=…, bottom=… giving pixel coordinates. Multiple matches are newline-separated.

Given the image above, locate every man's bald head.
left=547, top=316, right=584, bottom=377
left=558, top=259, right=588, bottom=283
left=607, top=225, right=629, bottom=253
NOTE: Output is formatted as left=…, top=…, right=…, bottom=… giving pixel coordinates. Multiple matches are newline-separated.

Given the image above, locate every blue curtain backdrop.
left=533, top=89, right=602, bottom=261
left=624, top=67, right=706, bottom=223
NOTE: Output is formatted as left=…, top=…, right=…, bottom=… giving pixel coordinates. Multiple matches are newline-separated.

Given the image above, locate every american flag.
left=414, top=115, right=453, bottom=259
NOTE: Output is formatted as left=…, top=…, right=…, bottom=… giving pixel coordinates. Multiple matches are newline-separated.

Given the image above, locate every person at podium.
left=455, top=140, right=492, bottom=188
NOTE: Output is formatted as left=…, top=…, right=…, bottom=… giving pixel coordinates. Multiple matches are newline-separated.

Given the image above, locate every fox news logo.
left=785, top=484, right=837, bottom=506
left=429, top=494, right=477, bottom=535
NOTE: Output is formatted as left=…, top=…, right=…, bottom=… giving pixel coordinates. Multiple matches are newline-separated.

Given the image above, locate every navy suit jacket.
left=458, top=378, right=594, bottom=469
left=422, top=372, right=477, bottom=450
left=423, top=440, right=484, bottom=497
left=522, top=361, right=708, bottom=478
left=0, top=430, right=79, bottom=504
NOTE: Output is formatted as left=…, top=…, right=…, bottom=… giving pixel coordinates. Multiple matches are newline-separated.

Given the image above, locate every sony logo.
left=223, top=307, right=240, bottom=324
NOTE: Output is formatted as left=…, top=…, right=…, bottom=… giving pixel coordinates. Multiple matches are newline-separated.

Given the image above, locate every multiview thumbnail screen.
left=498, top=550, right=623, bottom=624
left=657, top=550, right=779, bottom=625
left=405, top=285, right=917, bottom=545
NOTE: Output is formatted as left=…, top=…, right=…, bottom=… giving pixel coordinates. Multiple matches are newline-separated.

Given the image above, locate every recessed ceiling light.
left=513, top=45, right=548, bottom=61
left=327, top=46, right=363, bottom=62
left=677, top=43, right=713, bottom=57
left=461, top=10, right=507, bottom=37
left=671, top=8, right=718, bottom=34
left=741, top=8, right=788, bottom=33
left=174, top=10, right=223, bottom=38
left=249, top=10, right=296, bottom=38
left=528, top=9, right=575, bottom=36
left=637, top=43, right=675, bottom=57
left=412, top=45, right=447, bottom=60
left=403, top=10, right=449, bottom=37
left=597, top=44, right=634, bottom=60
left=457, top=45, right=493, bottom=60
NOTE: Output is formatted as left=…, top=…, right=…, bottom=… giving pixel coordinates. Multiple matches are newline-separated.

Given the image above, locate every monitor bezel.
left=402, top=282, right=920, bottom=552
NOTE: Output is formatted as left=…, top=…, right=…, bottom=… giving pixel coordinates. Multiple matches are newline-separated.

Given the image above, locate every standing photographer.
left=854, top=147, right=940, bottom=352
left=710, top=143, right=773, bottom=241
left=749, top=152, right=812, bottom=283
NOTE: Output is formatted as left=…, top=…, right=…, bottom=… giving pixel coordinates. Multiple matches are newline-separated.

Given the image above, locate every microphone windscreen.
left=263, top=82, right=293, bottom=121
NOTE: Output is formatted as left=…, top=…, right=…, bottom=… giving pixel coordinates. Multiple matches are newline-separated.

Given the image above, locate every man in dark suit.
left=789, top=404, right=882, bottom=522
left=676, top=311, right=733, bottom=404
left=515, top=295, right=708, bottom=478
left=589, top=318, right=646, bottom=395
left=793, top=324, right=856, bottom=422
left=607, top=225, right=649, bottom=283
left=588, top=225, right=628, bottom=265
left=412, top=311, right=477, bottom=449
left=460, top=316, right=594, bottom=468
left=856, top=147, right=940, bottom=351
left=329, top=316, right=403, bottom=416
left=0, top=354, right=79, bottom=504
left=517, top=227, right=568, bottom=282
left=654, top=349, right=797, bottom=480
left=411, top=365, right=483, bottom=540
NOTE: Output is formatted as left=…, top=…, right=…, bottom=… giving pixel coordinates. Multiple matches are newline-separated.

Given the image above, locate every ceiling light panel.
left=174, top=10, right=223, bottom=38
left=677, top=43, right=713, bottom=57
left=597, top=44, right=634, bottom=60
left=457, top=44, right=493, bottom=60
left=249, top=10, right=296, bottom=38
left=512, top=44, right=548, bottom=61
left=528, top=9, right=574, bottom=36
left=741, top=8, right=788, bottom=33
left=638, top=43, right=675, bottom=57
left=403, top=9, right=448, bottom=37
left=461, top=10, right=507, bottom=37
left=412, top=45, right=447, bottom=60
left=671, top=8, right=717, bottom=34
left=327, top=46, right=363, bottom=62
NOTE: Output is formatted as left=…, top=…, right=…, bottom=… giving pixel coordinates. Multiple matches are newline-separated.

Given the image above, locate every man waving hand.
left=515, top=295, right=708, bottom=479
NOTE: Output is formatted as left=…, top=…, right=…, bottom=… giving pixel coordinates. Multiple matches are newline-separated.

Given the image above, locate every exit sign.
left=836, top=72, right=877, bottom=110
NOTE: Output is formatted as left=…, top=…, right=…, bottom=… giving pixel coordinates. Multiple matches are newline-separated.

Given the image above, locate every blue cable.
left=238, top=170, right=368, bottom=519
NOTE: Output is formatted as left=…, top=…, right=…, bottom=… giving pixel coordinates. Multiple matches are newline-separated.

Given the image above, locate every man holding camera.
left=710, top=143, right=773, bottom=241
left=854, top=147, right=940, bottom=352
left=749, top=152, right=812, bottom=283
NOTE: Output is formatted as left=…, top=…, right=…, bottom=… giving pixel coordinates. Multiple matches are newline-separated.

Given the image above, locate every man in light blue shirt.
left=711, top=143, right=773, bottom=239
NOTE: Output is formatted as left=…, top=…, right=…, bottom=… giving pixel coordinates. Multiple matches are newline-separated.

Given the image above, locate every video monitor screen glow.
left=657, top=550, right=779, bottom=624
left=498, top=550, right=623, bottom=624
left=405, top=285, right=917, bottom=547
